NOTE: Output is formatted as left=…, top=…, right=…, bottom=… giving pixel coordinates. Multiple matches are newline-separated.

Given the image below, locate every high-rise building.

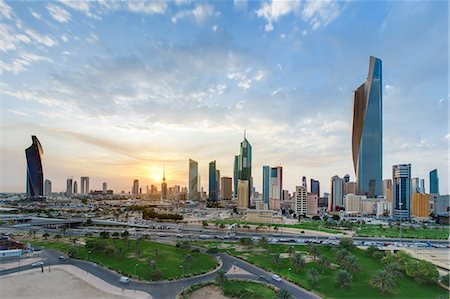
left=302, top=176, right=307, bottom=187
left=81, top=176, right=90, bottom=194
left=269, top=166, right=282, bottom=210
left=310, top=179, right=320, bottom=197
left=344, top=194, right=367, bottom=212
left=208, top=161, right=218, bottom=202
left=282, top=190, right=290, bottom=201
left=132, top=179, right=139, bottom=195
left=411, top=193, right=430, bottom=218
left=306, top=193, right=318, bottom=216
left=44, top=179, right=52, bottom=196
left=25, top=135, right=44, bottom=198
left=161, top=167, right=167, bottom=200
left=411, top=177, right=420, bottom=194
left=330, top=175, right=345, bottom=211
left=102, top=182, right=107, bottom=194
left=352, top=56, right=383, bottom=197
left=216, top=169, right=221, bottom=200
left=344, top=174, right=350, bottom=183
left=393, top=164, right=411, bottom=220
left=382, top=179, right=392, bottom=196
left=233, top=155, right=239, bottom=197
left=73, top=181, right=78, bottom=194
left=237, top=179, right=249, bottom=209
left=262, top=166, right=270, bottom=205
left=429, top=169, right=439, bottom=195
left=434, top=195, right=449, bottom=214
left=237, top=132, right=252, bottom=206
left=220, top=177, right=232, bottom=200
left=188, top=159, right=199, bottom=200
left=295, top=185, right=307, bottom=216
left=344, top=182, right=357, bottom=195
left=66, top=178, right=73, bottom=196
left=420, top=179, right=425, bottom=194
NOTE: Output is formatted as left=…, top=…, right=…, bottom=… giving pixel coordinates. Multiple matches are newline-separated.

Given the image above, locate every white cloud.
left=60, top=0, right=101, bottom=19
left=0, top=25, right=32, bottom=52
left=127, top=1, right=167, bottom=15
left=172, top=3, right=214, bottom=24
left=255, top=0, right=301, bottom=32
left=86, top=33, right=99, bottom=43
left=227, top=69, right=266, bottom=90
left=6, top=109, right=28, bottom=116
left=175, top=0, right=191, bottom=5
left=61, top=35, right=69, bottom=42
left=46, top=4, right=71, bottom=23
left=302, top=0, right=344, bottom=30
left=25, top=29, right=58, bottom=47
left=212, top=25, right=218, bottom=32
left=233, top=0, right=247, bottom=10
left=0, top=52, right=52, bottom=74
left=30, top=10, right=41, bottom=20
left=0, top=0, right=13, bottom=19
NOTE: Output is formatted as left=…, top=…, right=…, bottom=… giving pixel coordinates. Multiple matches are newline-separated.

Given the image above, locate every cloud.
left=0, top=24, right=31, bottom=52
left=302, top=0, right=345, bottom=30
left=0, top=0, right=13, bottom=19
left=255, top=0, right=301, bottom=32
left=46, top=4, right=71, bottom=23
left=30, top=10, right=41, bottom=20
left=0, top=52, right=52, bottom=74
left=86, top=33, right=99, bottom=43
left=172, top=3, right=214, bottom=24
left=25, top=29, right=58, bottom=47
left=227, top=68, right=266, bottom=90
left=60, top=0, right=100, bottom=19
left=127, top=1, right=167, bottom=15
left=234, top=0, right=247, bottom=10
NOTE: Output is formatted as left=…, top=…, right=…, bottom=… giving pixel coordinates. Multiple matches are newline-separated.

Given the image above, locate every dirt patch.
left=189, top=285, right=229, bottom=299
left=226, top=265, right=253, bottom=276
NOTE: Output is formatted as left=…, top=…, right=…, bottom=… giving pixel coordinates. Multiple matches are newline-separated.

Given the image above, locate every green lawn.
left=32, top=238, right=218, bottom=281
left=222, top=280, right=278, bottom=299
left=194, top=241, right=447, bottom=299
left=356, top=226, right=449, bottom=240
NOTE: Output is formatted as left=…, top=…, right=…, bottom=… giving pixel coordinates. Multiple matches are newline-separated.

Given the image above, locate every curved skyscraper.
left=352, top=56, right=383, bottom=197
left=25, top=135, right=44, bottom=198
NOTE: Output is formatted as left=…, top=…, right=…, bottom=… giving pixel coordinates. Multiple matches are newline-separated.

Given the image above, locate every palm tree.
left=276, top=289, right=293, bottom=299
left=42, top=233, right=50, bottom=240
left=341, top=255, right=361, bottom=274
left=371, top=269, right=397, bottom=294
left=272, top=253, right=281, bottom=272
left=335, top=269, right=352, bottom=288
left=215, top=270, right=227, bottom=285
left=291, top=252, right=305, bottom=272
left=384, top=262, right=403, bottom=279
left=202, top=221, right=208, bottom=228
left=185, top=254, right=192, bottom=273
left=316, top=256, right=330, bottom=272
left=335, top=248, right=350, bottom=262
left=307, top=244, right=320, bottom=261
left=306, top=268, right=319, bottom=288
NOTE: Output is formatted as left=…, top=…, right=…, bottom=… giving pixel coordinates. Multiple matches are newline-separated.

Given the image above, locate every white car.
left=119, top=276, right=130, bottom=284
left=272, top=274, right=282, bottom=282
left=31, top=261, right=44, bottom=267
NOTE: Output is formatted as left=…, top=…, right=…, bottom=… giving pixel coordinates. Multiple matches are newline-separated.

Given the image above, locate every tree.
left=371, top=269, right=396, bottom=294
left=366, top=246, right=379, bottom=257
left=149, top=259, right=156, bottom=270
left=184, top=254, right=192, bottom=272
left=335, top=269, right=352, bottom=288
left=240, top=237, right=253, bottom=247
left=42, top=233, right=50, bottom=240
left=440, top=274, right=450, bottom=287
left=339, top=238, right=354, bottom=251
left=258, top=236, right=268, bottom=248
left=215, top=270, right=227, bottom=285
left=317, top=256, right=330, bottom=272
left=335, top=248, right=350, bottom=261
left=112, top=232, right=120, bottom=238
left=272, top=253, right=281, bottom=271
left=85, top=218, right=93, bottom=226
left=154, top=248, right=160, bottom=257
left=54, top=234, right=62, bottom=240
left=384, top=262, right=403, bottom=279
left=414, top=260, right=439, bottom=285
left=307, top=244, right=320, bottom=261
left=332, top=214, right=340, bottom=221
left=291, top=252, right=305, bottom=272
left=219, top=223, right=225, bottom=231
left=152, top=268, right=161, bottom=280
left=276, top=289, right=294, bottom=299
left=202, top=221, right=208, bottom=228
left=341, top=255, right=361, bottom=274
left=307, top=268, right=319, bottom=288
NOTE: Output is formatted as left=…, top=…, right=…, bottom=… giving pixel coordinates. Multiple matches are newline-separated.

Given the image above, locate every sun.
left=152, top=174, right=162, bottom=182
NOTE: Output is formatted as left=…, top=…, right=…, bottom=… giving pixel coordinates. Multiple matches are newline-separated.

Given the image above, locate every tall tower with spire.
left=237, top=130, right=252, bottom=207
left=161, top=165, right=167, bottom=200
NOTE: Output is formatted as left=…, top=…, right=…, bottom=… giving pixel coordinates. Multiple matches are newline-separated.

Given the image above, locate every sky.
left=0, top=0, right=448, bottom=195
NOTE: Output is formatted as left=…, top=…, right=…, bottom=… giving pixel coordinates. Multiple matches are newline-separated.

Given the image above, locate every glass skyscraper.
left=25, top=135, right=44, bottom=198
left=208, top=160, right=217, bottom=202
left=189, top=159, right=199, bottom=200
left=430, top=169, right=439, bottom=195
left=310, top=179, right=320, bottom=197
left=393, top=164, right=411, bottom=220
left=262, top=166, right=270, bottom=205
left=352, top=56, right=383, bottom=197
left=237, top=132, right=252, bottom=206
left=233, top=155, right=239, bottom=197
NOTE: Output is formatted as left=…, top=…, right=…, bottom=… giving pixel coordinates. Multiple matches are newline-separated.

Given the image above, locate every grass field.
left=356, top=226, right=449, bottom=239
left=32, top=238, right=218, bottom=281
left=222, top=280, right=278, bottom=299
left=194, top=241, right=447, bottom=299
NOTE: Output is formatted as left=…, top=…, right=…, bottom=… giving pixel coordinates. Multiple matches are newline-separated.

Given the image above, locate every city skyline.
left=1, top=1, right=448, bottom=194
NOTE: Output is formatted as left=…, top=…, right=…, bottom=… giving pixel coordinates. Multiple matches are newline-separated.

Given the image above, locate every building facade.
left=352, top=56, right=383, bottom=197
left=66, top=178, right=73, bottom=196
left=44, top=179, right=52, bottom=196
left=429, top=169, right=439, bottom=195
left=80, top=176, right=89, bottom=195
left=102, top=182, right=107, bottom=194
left=233, top=155, right=239, bottom=197
left=329, top=175, right=344, bottom=211
left=411, top=193, right=430, bottom=218
left=188, top=159, right=199, bottom=200
left=310, top=179, right=320, bottom=197
left=73, top=181, right=78, bottom=194
left=237, top=179, right=249, bottom=209
left=132, top=179, right=139, bottom=195
left=295, top=185, right=307, bottom=216
left=269, top=166, right=282, bottom=210
left=306, top=193, right=319, bottom=216
left=220, top=177, right=232, bottom=201
left=25, top=135, right=44, bottom=198
left=237, top=133, right=252, bottom=206
left=208, top=161, right=218, bottom=202
left=393, top=164, right=411, bottom=220
left=262, top=166, right=270, bottom=206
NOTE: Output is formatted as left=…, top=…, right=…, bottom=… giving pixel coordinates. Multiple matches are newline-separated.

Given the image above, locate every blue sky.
left=1, top=0, right=448, bottom=195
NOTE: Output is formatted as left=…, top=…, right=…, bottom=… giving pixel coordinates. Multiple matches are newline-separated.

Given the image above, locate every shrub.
left=207, top=247, right=219, bottom=254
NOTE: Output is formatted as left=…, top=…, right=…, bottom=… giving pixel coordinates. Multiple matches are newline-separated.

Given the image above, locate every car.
left=272, top=274, right=282, bottom=282
left=31, top=261, right=44, bottom=267
left=119, top=276, right=130, bottom=284
left=259, top=275, right=268, bottom=281
left=59, top=255, right=67, bottom=260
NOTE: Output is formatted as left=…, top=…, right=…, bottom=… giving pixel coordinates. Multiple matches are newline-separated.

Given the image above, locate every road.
left=0, top=248, right=319, bottom=299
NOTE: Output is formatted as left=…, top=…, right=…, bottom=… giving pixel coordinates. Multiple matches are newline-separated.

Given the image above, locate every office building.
left=102, top=182, right=107, bottom=194
left=382, top=179, right=392, bottom=196
left=420, top=179, right=425, bottom=194
left=220, top=177, right=232, bottom=201
left=345, top=182, right=357, bottom=195
left=237, top=179, right=249, bottom=209
left=66, top=178, right=73, bottom=196
left=262, top=166, right=270, bottom=205
left=344, top=174, right=350, bottom=183
left=344, top=194, right=366, bottom=212
left=132, top=179, right=139, bottom=195
left=233, top=155, right=239, bottom=197
left=188, top=159, right=199, bottom=200
left=302, top=176, right=307, bottom=187
left=411, top=177, right=420, bottom=194
left=269, top=166, right=282, bottom=210
left=282, top=190, right=290, bottom=201
left=44, top=179, right=52, bottom=196
left=80, top=176, right=90, bottom=195
left=216, top=169, right=221, bottom=200
left=430, top=169, right=439, bottom=195
left=376, top=201, right=392, bottom=217
left=73, top=181, right=78, bottom=194
left=307, top=193, right=319, bottom=216
left=25, top=135, right=44, bottom=198
left=411, top=193, right=430, bottom=218
left=352, top=56, right=383, bottom=197
left=237, top=132, right=252, bottom=206
left=161, top=167, right=167, bottom=200
left=310, top=179, right=320, bottom=197
left=295, top=185, right=307, bottom=216
left=393, top=164, right=411, bottom=220
left=208, top=161, right=218, bottom=202
left=329, top=175, right=344, bottom=211
left=434, top=195, right=449, bottom=214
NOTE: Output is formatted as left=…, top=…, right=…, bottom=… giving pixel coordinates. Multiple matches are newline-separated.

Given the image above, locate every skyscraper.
left=269, top=166, right=282, bottom=210
left=302, top=176, right=307, bottom=187
left=233, top=155, right=239, bottom=197
left=237, top=179, right=249, bottom=209
left=216, top=169, right=221, bottom=200
left=73, top=181, right=78, bottom=194
left=133, top=179, right=139, bottom=195
left=262, top=166, right=270, bottom=205
left=25, top=135, right=44, bottom=198
left=329, top=175, right=344, bottom=211
left=44, top=179, right=52, bottom=196
left=352, top=56, right=383, bottom=197
left=237, top=132, right=252, bottom=206
left=344, top=174, right=350, bottom=183
left=295, top=185, right=307, bottom=216
left=382, top=179, right=392, bottom=196
left=310, top=179, right=320, bottom=197
left=208, top=161, right=217, bottom=202
left=66, top=178, right=73, bottom=196
left=393, top=164, right=411, bottom=220
left=430, top=169, right=439, bottom=195
left=420, top=179, right=425, bottom=194
left=411, top=177, right=420, bottom=194
left=81, top=176, right=90, bottom=194
left=161, top=166, right=167, bottom=200
left=220, top=177, right=232, bottom=201
left=188, top=159, right=199, bottom=200
left=103, top=182, right=107, bottom=194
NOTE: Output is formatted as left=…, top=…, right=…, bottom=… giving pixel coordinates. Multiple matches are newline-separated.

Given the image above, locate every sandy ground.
left=0, top=265, right=151, bottom=299
left=226, top=265, right=252, bottom=276
left=0, top=257, right=41, bottom=270
left=189, top=286, right=229, bottom=299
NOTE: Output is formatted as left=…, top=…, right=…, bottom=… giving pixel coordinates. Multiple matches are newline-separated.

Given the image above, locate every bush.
left=366, top=246, right=379, bottom=256
left=339, top=238, right=354, bottom=250
left=440, top=274, right=450, bottom=287
left=207, top=247, right=219, bottom=254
